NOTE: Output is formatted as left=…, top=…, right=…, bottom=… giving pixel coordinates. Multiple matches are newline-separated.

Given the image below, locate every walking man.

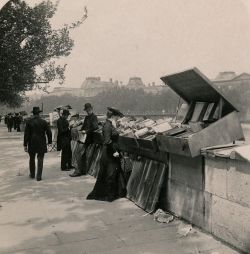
left=57, top=109, right=72, bottom=171
left=24, top=107, right=52, bottom=181
left=70, top=103, right=99, bottom=177
left=14, top=113, right=21, bottom=132
left=7, top=113, right=14, bottom=132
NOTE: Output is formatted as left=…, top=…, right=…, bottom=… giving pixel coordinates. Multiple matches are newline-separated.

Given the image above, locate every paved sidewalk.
left=0, top=125, right=241, bottom=254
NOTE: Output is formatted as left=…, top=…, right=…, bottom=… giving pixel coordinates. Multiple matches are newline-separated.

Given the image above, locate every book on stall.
left=162, top=126, right=187, bottom=136
left=134, top=127, right=149, bottom=138
left=203, top=103, right=215, bottom=121
left=151, top=122, right=172, bottom=134
left=190, top=102, right=206, bottom=122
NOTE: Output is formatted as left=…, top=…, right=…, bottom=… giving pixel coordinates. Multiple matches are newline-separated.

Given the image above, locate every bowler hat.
left=31, top=107, right=42, bottom=114
left=107, top=107, right=124, bottom=117
left=84, top=103, right=92, bottom=111
left=62, top=109, right=70, bottom=116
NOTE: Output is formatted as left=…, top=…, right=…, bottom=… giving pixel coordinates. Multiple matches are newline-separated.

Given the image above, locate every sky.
left=2, top=0, right=250, bottom=89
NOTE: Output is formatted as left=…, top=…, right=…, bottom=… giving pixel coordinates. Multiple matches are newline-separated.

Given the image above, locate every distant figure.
left=4, top=114, right=8, bottom=125
left=6, top=113, right=14, bottom=132
left=70, top=103, right=99, bottom=177
left=57, top=109, right=72, bottom=171
left=24, top=107, right=52, bottom=181
left=87, top=107, right=126, bottom=202
left=14, top=113, right=21, bottom=132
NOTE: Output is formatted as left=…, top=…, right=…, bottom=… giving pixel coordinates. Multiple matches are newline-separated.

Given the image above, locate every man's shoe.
left=36, top=177, right=42, bottom=181
left=29, top=174, right=35, bottom=179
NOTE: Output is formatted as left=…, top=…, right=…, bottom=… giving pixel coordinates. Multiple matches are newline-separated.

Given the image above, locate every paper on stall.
left=135, top=127, right=149, bottom=138
left=144, top=119, right=156, bottom=127
left=137, top=119, right=155, bottom=129
left=120, top=129, right=135, bottom=138
left=118, top=117, right=131, bottom=125
left=155, top=118, right=172, bottom=124
left=155, top=119, right=165, bottom=125
left=151, top=122, right=172, bottom=133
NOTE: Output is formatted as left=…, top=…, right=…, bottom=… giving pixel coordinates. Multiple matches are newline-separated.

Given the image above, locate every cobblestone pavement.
left=0, top=124, right=241, bottom=254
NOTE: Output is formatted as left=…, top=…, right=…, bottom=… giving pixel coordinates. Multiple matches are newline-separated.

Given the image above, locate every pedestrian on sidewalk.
left=70, top=103, right=99, bottom=177
left=6, top=113, right=14, bottom=132
left=57, top=109, right=73, bottom=171
left=24, top=107, right=52, bottom=181
left=14, top=113, right=21, bottom=132
left=87, top=107, right=127, bottom=202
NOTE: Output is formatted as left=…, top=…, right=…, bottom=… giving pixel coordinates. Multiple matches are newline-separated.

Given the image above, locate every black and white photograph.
left=0, top=0, right=250, bottom=253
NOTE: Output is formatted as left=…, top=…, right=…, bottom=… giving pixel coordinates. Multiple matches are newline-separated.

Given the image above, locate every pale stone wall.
left=162, top=154, right=250, bottom=253
left=205, top=157, right=250, bottom=253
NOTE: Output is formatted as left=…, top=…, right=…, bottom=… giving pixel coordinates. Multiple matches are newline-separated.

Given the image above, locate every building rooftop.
left=214, top=71, right=236, bottom=81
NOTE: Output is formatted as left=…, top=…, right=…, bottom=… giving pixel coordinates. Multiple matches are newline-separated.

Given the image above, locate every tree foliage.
left=21, top=87, right=180, bottom=116
left=0, top=0, right=87, bottom=107
left=20, top=83, right=250, bottom=121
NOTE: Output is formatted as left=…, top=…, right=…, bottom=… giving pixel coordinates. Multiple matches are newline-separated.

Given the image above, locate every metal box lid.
left=161, top=68, right=238, bottom=112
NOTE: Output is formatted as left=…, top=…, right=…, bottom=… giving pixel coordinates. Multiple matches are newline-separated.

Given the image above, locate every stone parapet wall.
left=205, top=157, right=250, bottom=253
left=161, top=154, right=250, bottom=253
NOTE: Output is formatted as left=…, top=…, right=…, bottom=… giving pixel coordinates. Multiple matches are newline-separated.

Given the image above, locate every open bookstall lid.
left=161, top=68, right=238, bottom=112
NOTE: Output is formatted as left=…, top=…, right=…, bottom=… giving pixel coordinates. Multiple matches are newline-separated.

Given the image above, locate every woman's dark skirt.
left=86, top=146, right=126, bottom=202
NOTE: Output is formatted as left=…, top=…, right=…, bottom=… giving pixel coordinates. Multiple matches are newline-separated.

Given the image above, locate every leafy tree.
left=21, top=87, right=180, bottom=116
left=0, top=0, right=87, bottom=107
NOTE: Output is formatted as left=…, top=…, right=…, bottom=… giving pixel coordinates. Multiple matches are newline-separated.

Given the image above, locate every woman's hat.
left=31, top=107, right=42, bottom=114
left=84, top=103, right=92, bottom=111
left=107, top=107, right=124, bottom=117
left=64, top=105, right=72, bottom=109
left=55, top=105, right=63, bottom=110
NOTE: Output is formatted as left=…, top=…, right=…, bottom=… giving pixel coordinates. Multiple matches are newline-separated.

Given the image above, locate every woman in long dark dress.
left=86, top=107, right=126, bottom=202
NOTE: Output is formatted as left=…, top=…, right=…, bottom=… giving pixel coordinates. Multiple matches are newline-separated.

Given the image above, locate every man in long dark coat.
left=70, top=103, right=99, bottom=177
left=57, top=109, right=72, bottom=171
left=14, top=113, right=21, bottom=132
left=7, top=113, right=14, bottom=132
left=24, top=107, right=52, bottom=181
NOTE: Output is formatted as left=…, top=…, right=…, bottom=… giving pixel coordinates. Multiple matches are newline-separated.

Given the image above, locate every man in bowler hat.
left=70, top=103, right=99, bottom=177
left=57, top=109, right=72, bottom=171
left=24, top=107, right=52, bottom=181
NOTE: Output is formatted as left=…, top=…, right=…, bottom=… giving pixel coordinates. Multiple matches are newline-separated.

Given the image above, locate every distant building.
left=126, top=77, right=145, bottom=90
left=44, top=77, right=118, bottom=98
left=126, top=77, right=167, bottom=94
left=47, top=87, right=81, bottom=97
left=81, top=77, right=118, bottom=97
left=43, top=76, right=168, bottom=98
left=213, top=72, right=250, bottom=91
left=214, top=71, right=237, bottom=81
